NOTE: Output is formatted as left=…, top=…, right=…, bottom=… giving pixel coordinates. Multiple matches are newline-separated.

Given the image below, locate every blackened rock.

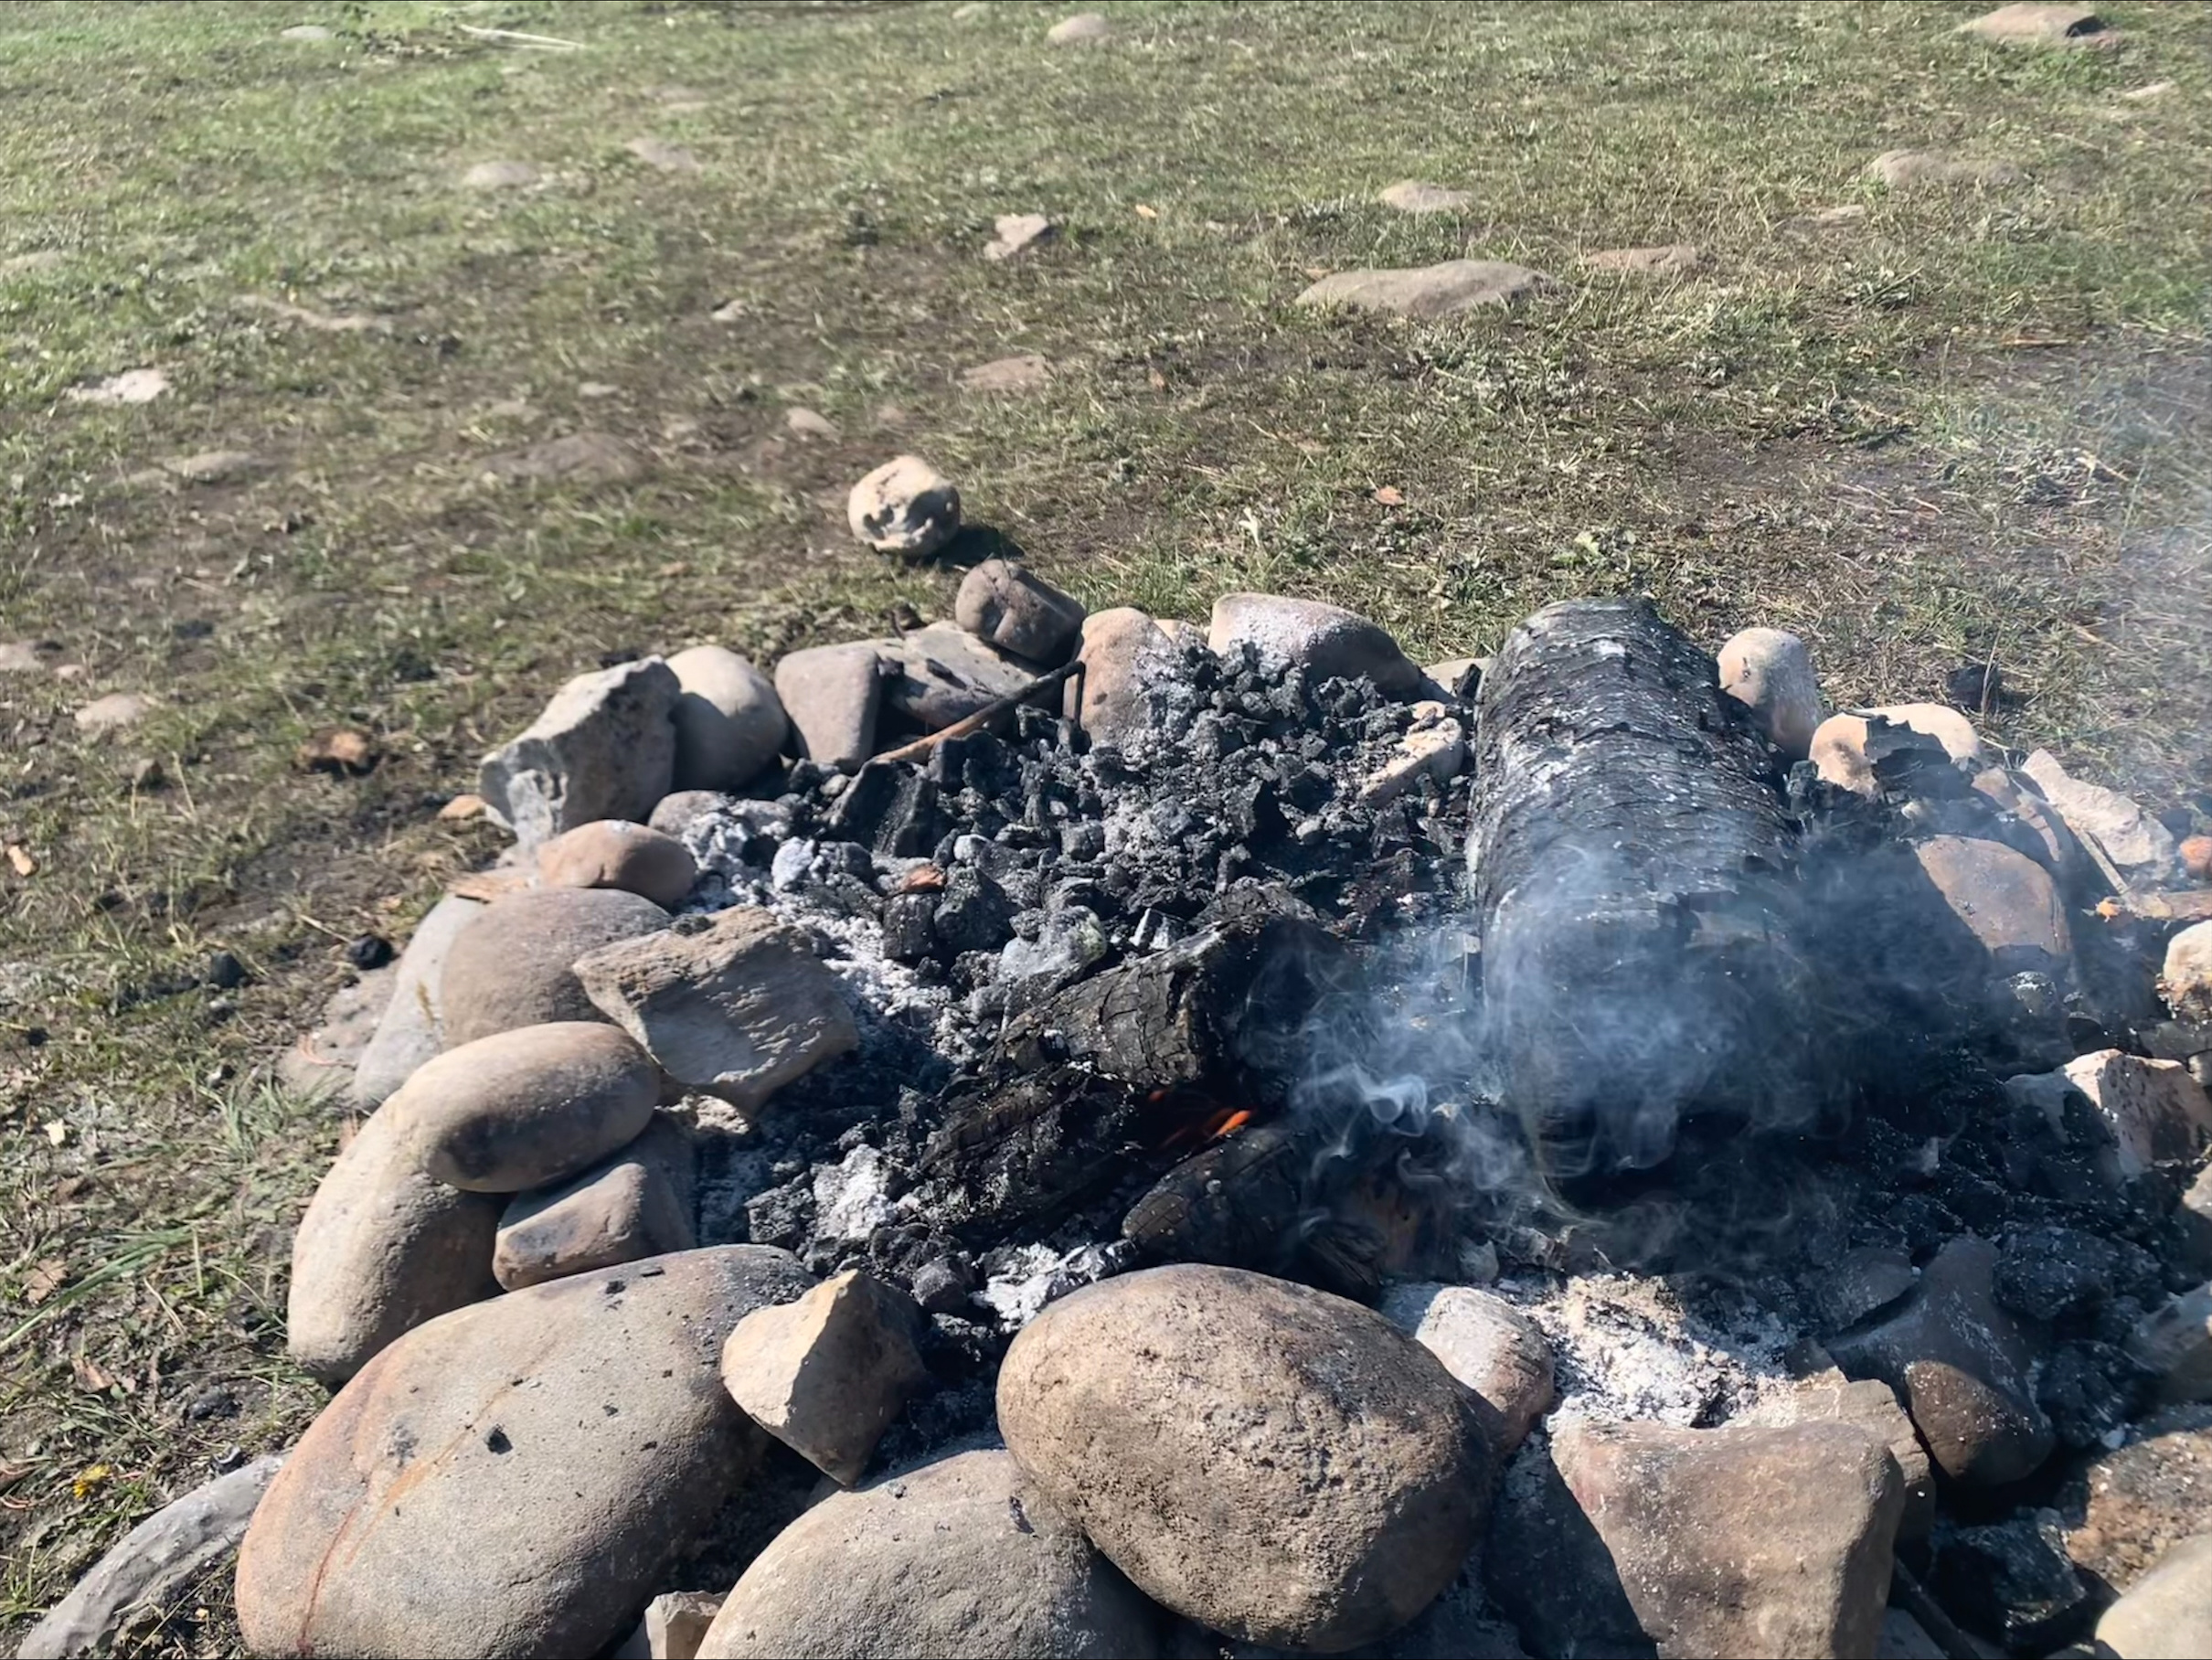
left=2039, top=1338, right=2153, bottom=1449
left=909, top=1254, right=976, bottom=1315
left=346, top=933, right=394, bottom=971
left=1994, top=1226, right=2162, bottom=1323
left=822, top=761, right=943, bottom=857
left=934, top=867, right=1014, bottom=954
left=881, top=892, right=938, bottom=963
left=207, top=950, right=248, bottom=990
left=1930, top=1512, right=2089, bottom=1652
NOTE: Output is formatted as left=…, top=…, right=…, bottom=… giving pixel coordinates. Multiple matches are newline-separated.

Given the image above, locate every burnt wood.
left=1466, top=598, right=1824, bottom=1176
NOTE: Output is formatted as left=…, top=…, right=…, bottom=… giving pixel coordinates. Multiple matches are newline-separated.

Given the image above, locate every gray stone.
left=1912, top=835, right=2072, bottom=976
left=285, top=1108, right=504, bottom=1383
left=161, top=451, right=263, bottom=484
left=784, top=407, right=838, bottom=441
left=1379, top=180, right=1472, bottom=213
left=1046, top=12, right=1111, bottom=44
left=281, top=966, right=395, bottom=1102
left=1717, top=627, right=1823, bottom=761
left=386, top=1022, right=660, bottom=1193
left=666, top=645, right=788, bottom=792
left=1828, top=1235, right=2055, bottom=1488
left=1207, top=592, right=1423, bottom=695
left=718, top=1269, right=929, bottom=1484
left=351, top=894, right=484, bottom=1106
left=1356, top=704, right=1466, bottom=806
left=959, top=354, right=1051, bottom=394
left=480, top=658, right=680, bottom=849
left=462, top=159, right=540, bottom=190
left=2098, top=1534, right=2212, bottom=1658
left=238, top=1246, right=815, bottom=1660
left=1378, top=1282, right=1555, bottom=1456
left=483, top=431, right=648, bottom=484
left=537, top=820, right=698, bottom=910
left=626, top=138, right=701, bottom=173
left=1876, top=1608, right=1946, bottom=1658
left=279, top=24, right=333, bottom=38
left=1743, top=1374, right=1935, bottom=1539
left=575, top=907, right=858, bottom=1111
left=1581, top=243, right=1703, bottom=275
left=1487, top=1420, right=1905, bottom=1660
left=631, top=1591, right=725, bottom=1660
left=0, top=640, right=50, bottom=673
left=1868, top=150, right=2025, bottom=188
left=1958, top=5, right=2111, bottom=47
left=955, top=560, right=1087, bottom=666
left=439, top=886, right=670, bottom=1048
left=16, top=1456, right=283, bottom=1660
left=846, top=456, right=961, bottom=557
left=72, top=693, right=152, bottom=735
left=2130, top=1285, right=2212, bottom=1405
left=880, top=623, right=1038, bottom=729
left=984, top=214, right=1056, bottom=261
left=650, top=790, right=737, bottom=841
left=495, top=1117, right=696, bottom=1290
left=1065, top=608, right=1169, bottom=745
left=997, top=1264, right=1484, bottom=1653
left=1806, top=1245, right=1920, bottom=1332
left=774, top=644, right=886, bottom=769
left=1295, top=261, right=1551, bottom=319
left=698, top=1448, right=1158, bottom=1659
left=2022, top=749, right=2180, bottom=880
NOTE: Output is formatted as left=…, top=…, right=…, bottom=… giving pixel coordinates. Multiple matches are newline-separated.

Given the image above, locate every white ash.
left=975, top=1241, right=1130, bottom=1327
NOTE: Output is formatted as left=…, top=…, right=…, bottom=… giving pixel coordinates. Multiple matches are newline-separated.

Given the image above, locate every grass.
left=1, top=0, right=2208, bottom=1648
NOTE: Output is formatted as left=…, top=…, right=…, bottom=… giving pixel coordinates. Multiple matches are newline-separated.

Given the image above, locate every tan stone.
left=1812, top=704, right=1981, bottom=793
left=1717, top=627, right=1822, bottom=760
left=1207, top=592, right=1423, bottom=694
left=439, top=886, right=669, bottom=1048
left=2129, top=1285, right=2212, bottom=1406
left=494, top=1118, right=695, bottom=1291
left=1379, top=181, right=1472, bottom=214
left=537, top=819, right=697, bottom=908
left=1295, top=260, right=1551, bottom=319
left=2064, top=1407, right=2212, bottom=1595
left=1744, top=1374, right=1934, bottom=1538
left=1581, top=242, right=1702, bottom=275
left=718, top=1270, right=928, bottom=1484
left=1912, top=835, right=2071, bottom=973
left=772, top=643, right=885, bottom=770
left=1379, top=1282, right=1554, bottom=1455
left=477, top=658, right=680, bottom=849
left=2098, top=1534, right=2212, bottom=1658
left=666, top=645, right=788, bottom=792
left=2162, top=921, right=2212, bottom=1022
left=1065, top=607, right=1170, bottom=745
left=954, top=559, right=1086, bottom=665
left=1958, top=5, right=2110, bottom=48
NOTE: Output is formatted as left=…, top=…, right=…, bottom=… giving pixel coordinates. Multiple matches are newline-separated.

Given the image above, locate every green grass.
left=2, top=0, right=2209, bottom=1647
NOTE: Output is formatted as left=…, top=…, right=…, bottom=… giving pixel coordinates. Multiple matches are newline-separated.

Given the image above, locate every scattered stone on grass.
left=280, top=24, right=333, bottom=39
left=238, top=1246, right=815, bottom=1660
left=14, top=1456, right=285, bottom=1660
left=997, top=1263, right=1485, bottom=1653
left=697, top=1449, right=1162, bottom=1659
left=575, top=906, right=859, bottom=1110
left=479, top=657, right=680, bottom=848
left=1718, top=626, right=1823, bottom=760
left=461, top=159, right=541, bottom=190
left=1581, top=242, right=1703, bottom=275
left=481, top=430, right=648, bottom=485
left=773, top=643, right=886, bottom=769
left=1294, top=260, right=1551, bottom=318
left=72, top=693, right=153, bottom=735
left=2121, top=80, right=2175, bottom=101
left=495, top=1117, right=696, bottom=1290
left=439, top=886, right=670, bottom=1048
left=847, top=454, right=962, bottom=558
left=0, top=250, right=65, bottom=275
left=281, top=967, right=396, bottom=1102
left=0, top=641, right=54, bottom=673
left=1207, top=592, right=1424, bottom=696
left=783, top=406, right=838, bottom=441
left=625, top=137, right=701, bottom=172
left=2098, top=1534, right=2212, bottom=1658
left=718, top=1269, right=929, bottom=1484
left=67, top=368, right=168, bottom=405
left=159, top=451, right=264, bottom=485
left=1957, top=5, right=2111, bottom=48
left=959, top=353, right=1051, bottom=393
left=1867, top=150, right=2025, bottom=188
left=956, top=559, right=1087, bottom=665
left=1046, top=12, right=1111, bottom=45
left=984, top=212, right=1056, bottom=261
left=238, top=293, right=388, bottom=333
left=1379, top=180, right=1472, bottom=213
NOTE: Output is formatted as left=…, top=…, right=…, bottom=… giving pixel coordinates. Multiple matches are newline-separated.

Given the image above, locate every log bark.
left=1466, top=599, right=1824, bottom=1176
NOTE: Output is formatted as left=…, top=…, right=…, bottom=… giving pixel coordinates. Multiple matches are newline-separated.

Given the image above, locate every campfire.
left=35, top=462, right=2212, bottom=1660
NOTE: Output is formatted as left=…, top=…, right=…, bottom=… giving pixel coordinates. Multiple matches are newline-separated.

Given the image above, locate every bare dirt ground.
left=1, top=2, right=2207, bottom=1650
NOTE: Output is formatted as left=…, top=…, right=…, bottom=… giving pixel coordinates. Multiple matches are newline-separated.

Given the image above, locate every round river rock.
left=440, top=886, right=668, bottom=1048
left=997, top=1263, right=1486, bottom=1653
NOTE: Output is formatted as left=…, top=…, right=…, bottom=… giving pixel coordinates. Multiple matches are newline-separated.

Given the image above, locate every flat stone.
left=479, top=657, right=681, bottom=848
left=285, top=1107, right=504, bottom=1383
left=959, top=352, right=1052, bottom=393
left=954, top=559, right=1086, bottom=665
left=280, top=24, right=333, bottom=39
left=351, top=894, right=484, bottom=1106
left=2098, top=1533, right=2212, bottom=1658
left=1046, top=12, right=1111, bottom=44
left=439, top=886, right=668, bottom=1048
left=1971, top=766, right=2083, bottom=878
left=1295, top=260, right=1551, bottom=319
left=625, top=137, right=701, bottom=172
left=1744, top=1374, right=1935, bottom=1538
left=1911, top=835, right=2072, bottom=975
left=0, top=640, right=52, bottom=673
left=2022, top=749, right=2179, bottom=879
left=1066, top=607, right=1170, bottom=745
left=1958, top=5, right=2111, bottom=47
left=72, top=693, right=153, bottom=735
left=2129, top=1285, right=2212, bottom=1406
left=697, top=1449, right=1160, bottom=1658
left=160, top=451, right=262, bottom=485
left=482, top=430, right=647, bottom=484
left=2166, top=922, right=2212, bottom=1021
left=2065, top=1407, right=2212, bottom=1593
left=879, top=622, right=1038, bottom=729
left=783, top=406, right=837, bottom=441
left=998, top=1263, right=1484, bottom=1653
left=0, top=250, right=65, bottom=276
left=718, top=1270, right=929, bottom=1484
left=985, top=212, right=1056, bottom=262
left=649, top=790, right=735, bottom=841
left=1829, top=1235, right=2055, bottom=1489
left=280, top=966, right=396, bottom=1101
left=495, top=1117, right=696, bottom=1291
left=1581, top=242, right=1703, bottom=275
left=384, top=1022, right=659, bottom=1193
left=537, top=819, right=698, bottom=909
left=1379, top=1282, right=1554, bottom=1456
left=16, top=1456, right=284, bottom=1658
left=238, top=1246, right=815, bottom=1660
left=1487, top=1420, right=1905, bottom=1659
left=1717, top=626, right=1823, bottom=760
left=1379, top=180, right=1472, bottom=213
left=1208, top=592, right=1424, bottom=695
left=2006, top=1049, right=2212, bottom=1182
left=773, top=643, right=886, bottom=769
left=462, top=159, right=540, bottom=190
left=1868, top=149, right=2025, bottom=188
left=575, top=906, right=858, bottom=1111
left=67, top=368, right=168, bottom=405
left=846, top=454, right=961, bottom=557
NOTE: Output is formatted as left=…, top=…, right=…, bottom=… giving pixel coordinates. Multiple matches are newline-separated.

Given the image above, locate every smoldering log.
left=1466, top=598, right=1826, bottom=1176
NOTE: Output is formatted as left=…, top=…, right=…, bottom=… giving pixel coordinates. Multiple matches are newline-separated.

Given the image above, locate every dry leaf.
left=437, top=793, right=487, bottom=822
left=5, top=844, right=34, bottom=877
left=1133, top=203, right=1158, bottom=219
left=43, top=1120, right=68, bottom=1147
left=23, top=1259, right=66, bottom=1305
left=70, top=1355, right=115, bottom=1393
left=295, top=728, right=380, bottom=775
left=1373, top=485, right=1404, bottom=506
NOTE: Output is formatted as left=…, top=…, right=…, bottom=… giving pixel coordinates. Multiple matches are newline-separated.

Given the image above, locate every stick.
left=870, top=661, right=1083, bottom=766
left=456, top=25, right=585, bottom=49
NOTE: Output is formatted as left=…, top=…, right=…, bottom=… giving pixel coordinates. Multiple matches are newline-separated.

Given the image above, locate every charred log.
left=1466, top=598, right=1826, bottom=1178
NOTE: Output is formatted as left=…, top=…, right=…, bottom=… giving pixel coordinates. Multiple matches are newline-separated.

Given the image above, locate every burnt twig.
left=871, top=660, right=1083, bottom=765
